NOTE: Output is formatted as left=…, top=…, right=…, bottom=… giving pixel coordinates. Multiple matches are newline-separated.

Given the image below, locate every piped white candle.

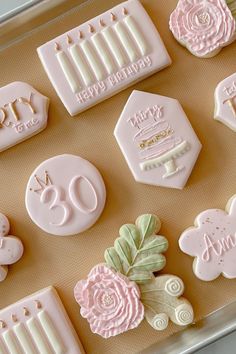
left=26, top=318, right=53, bottom=354
left=55, top=46, right=81, bottom=93
left=124, top=15, right=148, bottom=56
left=114, top=21, right=138, bottom=62
left=80, top=40, right=105, bottom=81
left=91, top=33, right=116, bottom=75
left=102, top=27, right=128, bottom=68
left=13, top=323, right=36, bottom=354
left=69, top=44, right=94, bottom=86
left=2, top=330, right=22, bottom=354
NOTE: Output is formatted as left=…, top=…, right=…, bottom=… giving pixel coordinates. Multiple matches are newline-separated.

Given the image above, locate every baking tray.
left=0, top=0, right=236, bottom=353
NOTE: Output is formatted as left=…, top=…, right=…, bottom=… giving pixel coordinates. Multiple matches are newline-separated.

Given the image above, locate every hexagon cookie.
left=214, top=72, right=236, bottom=131
left=114, top=91, right=202, bottom=189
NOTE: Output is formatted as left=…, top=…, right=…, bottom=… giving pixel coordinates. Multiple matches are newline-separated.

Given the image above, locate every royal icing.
left=25, top=154, right=106, bottom=236
left=0, top=82, right=49, bottom=152
left=37, top=0, right=171, bottom=116
left=74, top=214, right=194, bottom=338
left=179, top=195, right=236, bottom=281
left=114, top=90, right=202, bottom=189
left=214, top=72, right=236, bottom=131
left=169, top=0, right=236, bottom=58
left=0, top=213, right=24, bottom=281
left=0, top=287, right=84, bottom=353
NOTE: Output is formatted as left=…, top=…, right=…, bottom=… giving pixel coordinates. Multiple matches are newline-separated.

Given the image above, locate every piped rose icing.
left=169, top=0, right=236, bottom=58
left=74, top=264, right=144, bottom=338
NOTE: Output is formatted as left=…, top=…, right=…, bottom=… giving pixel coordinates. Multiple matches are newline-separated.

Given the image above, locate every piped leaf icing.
left=104, top=214, right=168, bottom=284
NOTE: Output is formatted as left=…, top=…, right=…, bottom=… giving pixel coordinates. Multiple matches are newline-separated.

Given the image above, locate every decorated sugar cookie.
left=214, top=72, right=236, bottom=131
left=169, top=0, right=236, bottom=58
left=0, top=287, right=84, bottom=353
left=74, top=214, right=194, bottom=338
left=0, top=82, right=49, bottom=152
left=0, top=213, right=24, bottom=281
left=179, top=195, right=236, bottom=281
left=25, top=154, right=106, bottom=236
left=37, top=0, right=171, bottom=115
left=114, top=90, right=202, bottom=189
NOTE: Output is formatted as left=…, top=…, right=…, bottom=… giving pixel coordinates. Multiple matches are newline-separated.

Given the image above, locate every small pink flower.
left=169, top=0, right=236, bottom=57
left=74, top=264, right=144, bottom=338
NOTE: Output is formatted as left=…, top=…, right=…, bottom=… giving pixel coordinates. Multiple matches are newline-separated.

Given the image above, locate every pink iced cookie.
left=25, top=154, right=106, bottom=236
left=0, top=213, right=24, bottom=281
left=179, top=195, right=236, bottom=281
left=0, top=82, right=49, bottom=152
left=114, top=90, right=202, bottom=189
left=214, top=72, right=236, bottom=131
left=0, top=286, right=84, bottom=353
left=37, top=0, right=171, bottom=116
left=169, top=0, right=236, bottom=58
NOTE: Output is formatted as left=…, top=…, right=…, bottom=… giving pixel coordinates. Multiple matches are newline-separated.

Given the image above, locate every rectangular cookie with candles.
left=37, top=0, right=171, bottom=116
left=0, top=287, right=84, bottom=354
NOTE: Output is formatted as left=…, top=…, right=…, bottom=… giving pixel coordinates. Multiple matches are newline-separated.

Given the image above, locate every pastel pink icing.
left=169, top=0, right=236, bottom=57
left=179, top=195, right=236, bottom=281
left=74, top=264, right=144, bottom=338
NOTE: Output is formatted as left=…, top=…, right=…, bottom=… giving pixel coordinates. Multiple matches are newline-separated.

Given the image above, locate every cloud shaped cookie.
left=179, top=195, right=236, bottom=281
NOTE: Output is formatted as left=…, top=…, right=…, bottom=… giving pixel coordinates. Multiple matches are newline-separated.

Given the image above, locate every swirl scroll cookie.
left=37, top=0, right=171, bottom=115
left=169, top=0, right=236, bottom=58
left=0, top=213, right=24, bottom=281
left=25, top=154, right=106, bottom=236
left=179, top=195, right=236, bottom=281
left=74, top=214, right=194, bottom=338
left=0, top=287, right=84, bottom=353
left=214, top=72, right=236, bottom=131
left=0, top=82, right=49, bottom=152
left=114, top=90, right=202, bottom=189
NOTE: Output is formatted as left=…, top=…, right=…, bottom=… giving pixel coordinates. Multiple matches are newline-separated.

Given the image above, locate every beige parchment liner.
left=0, top=0, right=235, bottom=353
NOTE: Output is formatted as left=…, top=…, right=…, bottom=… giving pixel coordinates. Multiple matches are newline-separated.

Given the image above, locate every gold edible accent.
left=111, top=12, right=116, bottom=21
left=33, top=171, right=52, bottom=194
left=139, top=128, right=174, bottom=149
left=66, top=34, right=72, bottom=44
left=79, top=30, right=83, bottom=39
left=23, top=307, right=30, bottom=316
left=35, top=300, right=42, bottom=309
left=54, top=42, right=60, bottom=51
left=89, top=24, right=95, bottom=33
left=0, top=320, right=6, bottom=328
left=99, top=19, right=105, bottom=27
left=122, top=7, right=128, bottom=15
left=11, top=314, right=17, bottom=323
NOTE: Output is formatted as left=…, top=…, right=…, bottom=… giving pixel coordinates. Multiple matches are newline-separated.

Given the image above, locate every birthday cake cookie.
left=114, top=90, right=202, bottom=189
left=179, top=195, right=236, bottom=281
left=169, top=0, right=236, bottom=58
left=0, top=82, right=49, bottom=152
left=25, top=154, right=106, bottom=236
left=0, top=287, right=84, bottom=353
left=74, top=214, right=194, bottom=338
left=37, top=0, right=171, bottom=115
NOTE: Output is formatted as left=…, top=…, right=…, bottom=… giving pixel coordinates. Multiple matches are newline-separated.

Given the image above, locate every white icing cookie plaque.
left=214, top=72, right=236, bottom=131
left=0, top=82, right=49, bottom=152
left=0, top=213, right=24, bottom=281
left=0, top=287, right=84, bottom=353
left=114, top=90, right=202, bottom=189
left=179, top=195, right=236, bottom=281
left=37, top=0, right=171, bottom=116
left=25, top=154, right=106, bottom=236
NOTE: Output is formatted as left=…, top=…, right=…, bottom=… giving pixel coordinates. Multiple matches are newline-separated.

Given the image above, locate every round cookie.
left=25, top=154, right=106, bottom=236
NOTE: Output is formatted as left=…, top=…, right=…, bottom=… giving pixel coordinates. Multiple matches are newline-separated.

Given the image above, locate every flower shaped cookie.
left=169, top=0, right=236, bottom=57
left=179, top=195, right=236, bottom=281
left=74, top=264, right=144, bottom=338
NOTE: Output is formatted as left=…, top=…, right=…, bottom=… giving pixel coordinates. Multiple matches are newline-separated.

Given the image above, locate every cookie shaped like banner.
left=74, top=214, right=194, bottom=338
left=169, top=0, right=236, bottom=58
left=0, top=82, right=49, bottom=152
left=179, top=195, right=236, bottom=281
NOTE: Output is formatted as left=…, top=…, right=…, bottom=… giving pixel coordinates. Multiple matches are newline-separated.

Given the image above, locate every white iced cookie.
left=214, top=72, right=236, bottom=131
left=0, top=213, right=24, bottom=281
left=0, top=82, right=49, bottom=152
left=25, top=154, right=106, bottom=236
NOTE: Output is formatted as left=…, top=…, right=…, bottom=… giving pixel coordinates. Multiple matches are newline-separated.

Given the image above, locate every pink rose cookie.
left=0, top=82, right=49, bottom=152
left=25, top=154, right=106, bottom=236
left=114, top=90, right=202, bottom=189
left=179, top=195, right=236, bottom=281
left=214, top=72, right=236, bottom=131
left=74, top=214, right=194, bottom=338
left=0, top=287, right=84, bottom=353
left=37, top=0, right=171, bottom=116
left=169, top=0, right=236, bottom=58
left=0, top=213, right=24, bottom=281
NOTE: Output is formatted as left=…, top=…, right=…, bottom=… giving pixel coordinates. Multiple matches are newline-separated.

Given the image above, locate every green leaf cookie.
left=104, top=214, right=168, bottom=284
